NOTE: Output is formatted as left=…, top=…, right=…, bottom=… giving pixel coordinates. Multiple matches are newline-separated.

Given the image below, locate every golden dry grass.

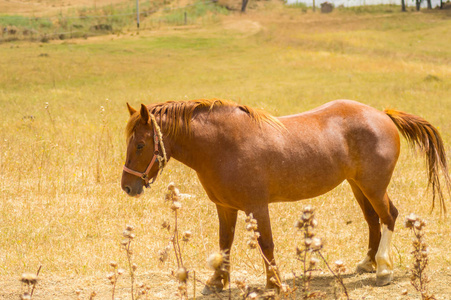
left=0, top=0, right=131, bottom=16
left=1, top=2, right=451, bottom=299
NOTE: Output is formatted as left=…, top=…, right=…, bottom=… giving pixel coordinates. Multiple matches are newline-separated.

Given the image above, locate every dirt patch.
left=222, top=19, right=263, bottom=36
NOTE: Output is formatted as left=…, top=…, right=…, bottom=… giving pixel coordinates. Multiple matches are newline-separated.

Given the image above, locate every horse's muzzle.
left=122, top=183, right=144, bottom=197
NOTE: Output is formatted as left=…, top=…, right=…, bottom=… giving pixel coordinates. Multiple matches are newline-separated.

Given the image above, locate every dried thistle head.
left=295, top=219, right=304, bottom=229
left=171, top=201, right=182, bottom=211
left=405, top=213, right=419, bottom=229
left=122, top=229, right=135, bottom=240
left=176, top=267, right=188, bottom=282
left=247, top=292, right=259, bottom=299
left=296, top=205, right=318, bottom=233
left=334, top=260, right=346, bottom=273
left=159, top=245, right=171, bottom=263
left=176, top=282, right=188, bottom=298
left=302, top=205, right=314, bottom=221
left=207, top=251, right=227, bottom=271
left=106, top=272, right=116, bottom=285
left=161, top=220, right=170, bottom=230
left=303, top=205, right=313, bottom=213
left=166, top=182, right=180, bottom=201
left=245, top=213, right=261, bottom=249
left=311, top=237, right=323, bottom=251
left=414, top=220, right=426, bottom=231
left=182, top=230, right=192, bottom=242
left=247, top=239, right=258, bottom=249
left=311, top=219, right=318, bottom=228
left=235, top=278, right=247, bottom=290
left=167, top=182, right=176, bottom=191
left=20, top=292, right=31, bottom=300
left=247, top=230, right=260, bottom=249
left=21, top=273, right=37, bottom=285
left=309, top=257, right=319, bottom=268
left=245, top=213, right=252, bottom=223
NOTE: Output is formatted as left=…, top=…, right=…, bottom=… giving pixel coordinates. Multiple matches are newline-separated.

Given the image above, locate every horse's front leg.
left=248, top=206, right=280, bottom=291
left=202, top=205, right=238, bottom=295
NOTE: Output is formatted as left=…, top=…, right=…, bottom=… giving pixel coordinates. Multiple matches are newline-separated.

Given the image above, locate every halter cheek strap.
left=123, top=115, right=167, bottom=188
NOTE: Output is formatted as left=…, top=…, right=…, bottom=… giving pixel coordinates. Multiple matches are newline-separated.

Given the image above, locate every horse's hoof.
left=201, top=284, right=223, bottom=295
left=375, top=273, right=393, bottom=286
left=356, top=256, right=375, bottom=274
left=265, top=282, right=280, bottom=292
left=356, top=263, right=375, bottom=274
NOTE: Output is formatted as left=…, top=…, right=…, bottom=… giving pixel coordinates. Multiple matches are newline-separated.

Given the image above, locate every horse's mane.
left=126, top=99, right=284, bottom=140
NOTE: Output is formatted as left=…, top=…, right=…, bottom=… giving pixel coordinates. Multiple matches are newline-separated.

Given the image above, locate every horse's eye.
left=137, top=143, right=145, bottom=150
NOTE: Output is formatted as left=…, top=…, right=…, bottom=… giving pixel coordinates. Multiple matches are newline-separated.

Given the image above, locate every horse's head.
left=121, top=103, right=166, bottom=197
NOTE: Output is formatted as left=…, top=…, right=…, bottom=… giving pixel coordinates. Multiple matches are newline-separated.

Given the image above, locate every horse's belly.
left=269, top=167, right=347, bottom=203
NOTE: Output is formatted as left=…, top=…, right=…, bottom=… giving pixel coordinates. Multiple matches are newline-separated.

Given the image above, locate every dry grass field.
left=1, top=1, right=451, bottom=299
left=0, top=0, right=130, bottom=15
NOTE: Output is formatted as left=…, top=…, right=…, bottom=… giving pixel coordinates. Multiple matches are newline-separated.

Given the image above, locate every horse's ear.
left=140, top=104, right=150, bottom=124
left=126, top=102, right=137, bottom=116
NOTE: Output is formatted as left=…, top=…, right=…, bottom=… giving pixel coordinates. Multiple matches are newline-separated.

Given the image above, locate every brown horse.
left=121, top=99, right=450, bottom=292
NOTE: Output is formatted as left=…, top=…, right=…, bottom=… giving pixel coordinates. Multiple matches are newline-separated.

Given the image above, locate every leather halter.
left=123, top=125, right=164, bottom=188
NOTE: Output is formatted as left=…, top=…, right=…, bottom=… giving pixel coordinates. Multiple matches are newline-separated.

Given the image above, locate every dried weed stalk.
left=20, top=272, right=37, bottom=299
left=106, top=261, right=124, bottom=300
left=106, top=224, right=150, bottom=300
left=44, top=102, right=56, bottom=133
left=294, top=206, right=349, bottom=300
left=96, top=100, right=110, bottom=183
left=19, top=265, right=41, bottom=300
left=161, top=182, right=195, bottom=300
left=121, top=224, right=138, bottom=300
left=405, top=213, right=436, bottom=300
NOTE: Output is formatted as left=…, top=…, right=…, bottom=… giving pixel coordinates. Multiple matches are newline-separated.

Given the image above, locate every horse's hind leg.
left=373, top=193, right=398, bottom=286
left=353, top=181, right=399, bottom=286
left=348, top=180, right=380, bottom=273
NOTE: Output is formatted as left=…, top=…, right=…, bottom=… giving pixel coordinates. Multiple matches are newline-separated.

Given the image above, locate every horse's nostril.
left=124, top=186, right=131, bottom=195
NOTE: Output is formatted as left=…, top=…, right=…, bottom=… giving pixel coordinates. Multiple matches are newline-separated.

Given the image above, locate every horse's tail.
left=384, top=109, right=450, bottom=213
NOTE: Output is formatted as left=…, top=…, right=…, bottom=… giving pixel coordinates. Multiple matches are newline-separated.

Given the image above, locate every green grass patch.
left=0, top=15, right=52, bottom=29
left=337, top=4, right=401, bottom=14
left=161, top=1, right=229, bottom=25
left=285, top=1, right=309, bottom=10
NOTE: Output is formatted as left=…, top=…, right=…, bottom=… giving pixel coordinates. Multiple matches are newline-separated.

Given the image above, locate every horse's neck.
left=163, top=111, right=231, bottom=173
left=160, top=117, right=200, bottom=171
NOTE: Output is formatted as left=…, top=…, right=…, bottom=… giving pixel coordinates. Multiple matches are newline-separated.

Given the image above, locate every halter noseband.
left=123, top=115, right=167, bottom=188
